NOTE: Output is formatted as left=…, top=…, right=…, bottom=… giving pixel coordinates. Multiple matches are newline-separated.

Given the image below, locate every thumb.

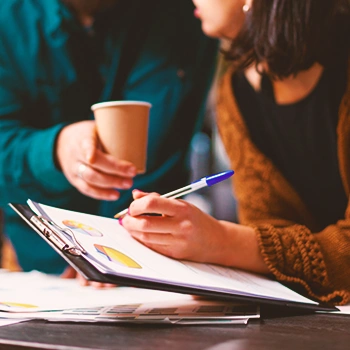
left=81, top=133, right=97, bottom=164
left=132, top=189, right=149, bottom=199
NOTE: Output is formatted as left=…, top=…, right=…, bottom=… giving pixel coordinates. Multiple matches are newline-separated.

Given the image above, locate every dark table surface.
left=0, top=308, right=349, bottom=350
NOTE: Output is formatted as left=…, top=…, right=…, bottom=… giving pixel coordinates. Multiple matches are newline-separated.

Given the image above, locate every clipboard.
left=9, top=201, right=338, bottom=313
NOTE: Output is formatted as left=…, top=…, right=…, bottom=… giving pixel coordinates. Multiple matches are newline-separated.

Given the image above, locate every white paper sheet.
left=0, top=318, right=29, bottom=327
left=0, top=270, right=259, bottom=325
left=0, top=270, right=193, bottom=312
left=318, top=304, right=350, bottom=315
left=0, top=298, right=258, bottom=324
left=335, top=305, right=350, bottom=314
left=33, top=202, right=316, bottom=305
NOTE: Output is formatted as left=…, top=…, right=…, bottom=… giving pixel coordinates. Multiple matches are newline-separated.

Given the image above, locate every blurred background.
left=184, top=95, right=237, bottom=223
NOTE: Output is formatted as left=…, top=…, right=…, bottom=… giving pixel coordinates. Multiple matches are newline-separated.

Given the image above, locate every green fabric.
left=0, top=0, right=218, bottom=273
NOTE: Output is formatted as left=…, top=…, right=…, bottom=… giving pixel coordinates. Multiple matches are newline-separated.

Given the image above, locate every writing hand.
left=120, top=190, right=228, bottom=264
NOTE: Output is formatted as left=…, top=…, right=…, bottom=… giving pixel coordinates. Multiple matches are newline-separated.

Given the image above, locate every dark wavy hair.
left=225, top=0, right=350, bottom=78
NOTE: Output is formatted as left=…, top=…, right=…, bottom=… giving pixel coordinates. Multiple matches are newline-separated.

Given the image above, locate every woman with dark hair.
left=120, top=0, right=350, bottom=305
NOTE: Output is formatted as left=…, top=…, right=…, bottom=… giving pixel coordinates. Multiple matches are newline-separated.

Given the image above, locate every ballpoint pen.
left=114, top=170, right=234, bottom=218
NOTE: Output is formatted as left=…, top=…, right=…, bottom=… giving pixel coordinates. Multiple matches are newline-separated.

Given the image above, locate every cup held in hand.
left=91, top=101, right=151, bottom=174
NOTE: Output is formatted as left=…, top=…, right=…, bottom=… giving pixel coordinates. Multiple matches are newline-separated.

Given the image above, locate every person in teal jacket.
left=0, top=0, right=217, bottom=274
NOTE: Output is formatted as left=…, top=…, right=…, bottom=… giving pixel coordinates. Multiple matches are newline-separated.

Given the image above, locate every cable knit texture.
left=216, top=59, right=350, bottom=305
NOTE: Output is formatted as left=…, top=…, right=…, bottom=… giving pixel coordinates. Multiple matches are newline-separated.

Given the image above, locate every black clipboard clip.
left=10, top=201, right=112, bottom=276
left=9, top=202, right=114, bottom=281
left=29, top=214, right=86, bottom=256
left=26, top=199, right=86, bottom=256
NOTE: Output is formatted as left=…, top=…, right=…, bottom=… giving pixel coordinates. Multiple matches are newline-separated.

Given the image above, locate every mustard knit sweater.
left=216, top=61, right=350, bottom=305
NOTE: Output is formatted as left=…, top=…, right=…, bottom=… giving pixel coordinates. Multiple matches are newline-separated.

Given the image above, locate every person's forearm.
left=0, top=120, right=71, bottom=205
left=216, top=221, right=270, bottom=274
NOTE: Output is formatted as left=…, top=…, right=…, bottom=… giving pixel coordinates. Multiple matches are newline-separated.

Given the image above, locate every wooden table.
left=0, top=309, right=349, bottom=350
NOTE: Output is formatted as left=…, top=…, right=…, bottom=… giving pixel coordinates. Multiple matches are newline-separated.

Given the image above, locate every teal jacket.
left=0, top=0, right=217, bottom=273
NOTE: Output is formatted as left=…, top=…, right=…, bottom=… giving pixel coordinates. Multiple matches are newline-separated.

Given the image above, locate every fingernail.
left=109, top=191, right=120, bottom=200
left=132, top=189, right=139, bottom=193
left=128, top=168, right=137, bottom=176
left=118, top=217, right=123, bottom=226
left=127, top=208, right=130, bottom=215
left=122, top=181, right=132, bottom=188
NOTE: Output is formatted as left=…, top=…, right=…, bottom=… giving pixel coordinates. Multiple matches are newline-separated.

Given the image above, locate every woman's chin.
left=201, top=24, right=221, bottom=38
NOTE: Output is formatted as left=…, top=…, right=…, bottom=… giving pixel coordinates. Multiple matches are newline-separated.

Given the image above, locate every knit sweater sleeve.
left=216, top=63, right=350, bottom=305
left=254, top=220, right=350, bottom=305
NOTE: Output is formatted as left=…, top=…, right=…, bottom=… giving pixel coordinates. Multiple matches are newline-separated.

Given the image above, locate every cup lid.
left=91, top=101, right=152, bottom=111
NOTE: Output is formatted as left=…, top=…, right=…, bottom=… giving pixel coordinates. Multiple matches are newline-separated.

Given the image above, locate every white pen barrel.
left=190, top=178, right=207, bottom=191
left=161, top=178, right=207, bottom=199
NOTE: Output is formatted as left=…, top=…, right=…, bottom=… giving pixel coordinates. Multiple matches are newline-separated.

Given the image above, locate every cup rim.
left=91, top=101, right=152, bottom=111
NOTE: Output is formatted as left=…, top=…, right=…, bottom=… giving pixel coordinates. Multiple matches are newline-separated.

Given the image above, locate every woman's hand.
left=55, top=120, right=137, bottom=200
left=120, top=190, right=230, bottom=265
left=121, top=190, right=270, bottom=273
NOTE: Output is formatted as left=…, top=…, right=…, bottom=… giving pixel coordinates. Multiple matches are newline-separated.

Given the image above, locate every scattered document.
left=0, top=270, right=194, bottom=312
left=0, top=270, right=259, bottom=325
left=0, top=298, right=259, bottom=325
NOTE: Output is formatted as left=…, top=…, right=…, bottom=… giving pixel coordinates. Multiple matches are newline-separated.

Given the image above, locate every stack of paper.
left=1, top=299, right=259, bottom=325
left=0, top=270, right=259, bottom=325
left=318, top=304, right=350, bottom=316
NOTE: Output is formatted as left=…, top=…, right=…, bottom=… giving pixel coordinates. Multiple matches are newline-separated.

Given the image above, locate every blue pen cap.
left=206, top=170, right=234, bottom=187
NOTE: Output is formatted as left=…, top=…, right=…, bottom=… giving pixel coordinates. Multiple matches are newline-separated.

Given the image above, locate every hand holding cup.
left=55, top=120, right=137, bottom=200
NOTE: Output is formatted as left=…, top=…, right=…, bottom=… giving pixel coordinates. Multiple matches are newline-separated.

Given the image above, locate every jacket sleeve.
left=0, top=41, right=71, bottom=206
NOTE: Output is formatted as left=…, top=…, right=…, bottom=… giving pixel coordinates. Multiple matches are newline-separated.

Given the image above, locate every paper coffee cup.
left=91, top=101, right=151, bottom=174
